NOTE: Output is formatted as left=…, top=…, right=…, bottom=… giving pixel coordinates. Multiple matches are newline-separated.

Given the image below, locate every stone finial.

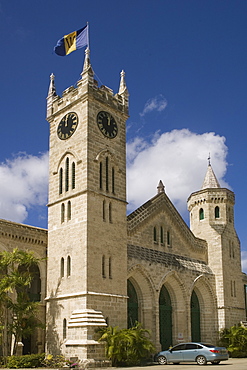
left=82, top=48, right=94, bottom=75
left=157, top=180, right=165, bottom=193
left=47, top=73, right=56, bottom=98
left=118, top=70, right=129, bottom=108
left=46, top=73, right=56, bottom=118
left=119, top=70, right=127, bottom=94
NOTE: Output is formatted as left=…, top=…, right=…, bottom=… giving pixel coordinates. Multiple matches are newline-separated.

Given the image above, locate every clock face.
left=57, top=112, right=78, bottom=140
left=97, top=111, right=118, bottom=138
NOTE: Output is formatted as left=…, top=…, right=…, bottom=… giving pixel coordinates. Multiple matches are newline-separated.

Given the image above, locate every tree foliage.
left=97, top=322, right=156, bottom=366
left=219, top=324, right=247, bottom=357
left=0, top=248, right=43, bottom=356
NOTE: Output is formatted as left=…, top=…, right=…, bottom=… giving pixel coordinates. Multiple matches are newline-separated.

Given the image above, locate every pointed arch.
left=127, top=279, right=139, bottom=328
left=191, top=275, right=218, bottom=343
left=191, top=290, right=201, bottom=342
left=159, top=285, right=172, bottom=350
left=55, top=150, right=81, bottom=174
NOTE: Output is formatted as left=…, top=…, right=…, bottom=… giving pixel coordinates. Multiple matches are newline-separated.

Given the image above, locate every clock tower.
left=46, top=49, right=129, bottom=362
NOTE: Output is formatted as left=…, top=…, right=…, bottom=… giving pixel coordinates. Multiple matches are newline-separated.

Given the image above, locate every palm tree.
left=0, top=248, right=43, bottom=356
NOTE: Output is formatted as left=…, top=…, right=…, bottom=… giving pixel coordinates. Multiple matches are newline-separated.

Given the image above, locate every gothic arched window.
left=153, top=227, right=157, bottom=242
left=160, top=226, right=164, bottom=244
left=112, top=167, right=115, bottom=194
left=67, top=201, right=71, bottom=220
left=109, top=257, right=112, bottom=279
left=65, top=157, right=69, bottom=192
left=109, top=202, right=112, bottom=223
left=61, top=257, right=64, bottom=278
left=67, top=255, right=71, bottom=277
left=72, top=162, right=75, bottom=189
left=99, top=162, right=103, bottom=189
left=199, top=208, right=204, bottom=220
left=167, top=230, right=171, bottom=246
left=59, top=168, right=63, bottom=194
left=215, top=206, right=220, bottom=218
left=102, top=255, right=106, bottom=278
left=105, top=157, right=109, bottom=192
left=61, top=203, right=65, bottom=223
left=63, top=318, right=67, bottom=339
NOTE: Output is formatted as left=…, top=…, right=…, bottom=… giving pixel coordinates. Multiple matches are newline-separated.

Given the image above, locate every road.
left=109, top=358, right=247, bottom=370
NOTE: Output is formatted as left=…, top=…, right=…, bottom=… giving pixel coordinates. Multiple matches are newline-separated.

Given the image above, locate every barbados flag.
left=54, top=25, right=88, bottom=56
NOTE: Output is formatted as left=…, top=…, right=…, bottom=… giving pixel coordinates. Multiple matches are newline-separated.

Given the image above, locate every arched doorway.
left=159, top=285, right=172, bottom=350
left=127, top=280, right=139, bottom=328
left=191, top=290, right=201, bottom=342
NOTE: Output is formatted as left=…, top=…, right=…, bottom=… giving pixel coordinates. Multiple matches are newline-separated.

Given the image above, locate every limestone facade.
left=1, top=49, right=247, bottom=361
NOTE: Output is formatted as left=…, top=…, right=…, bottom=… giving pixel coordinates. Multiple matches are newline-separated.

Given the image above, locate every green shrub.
left=6, top=353, right=45, bottom=368
left=42, top=354, right=67, bottom=368
left=219, top=325, right=247, bottom=358
left=97, top=322, right=156, bottom=366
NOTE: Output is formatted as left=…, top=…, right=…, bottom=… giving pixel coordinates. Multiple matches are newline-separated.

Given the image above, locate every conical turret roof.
left=201, top=163, right=220, bottom=189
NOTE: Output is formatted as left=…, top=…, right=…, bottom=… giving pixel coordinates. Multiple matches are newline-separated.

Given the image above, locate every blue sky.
left=1, top=0, right=247, bottom=271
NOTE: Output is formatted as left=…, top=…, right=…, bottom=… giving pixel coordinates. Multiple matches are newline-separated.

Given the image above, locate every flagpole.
left=87, top=21, right=90, bottom=50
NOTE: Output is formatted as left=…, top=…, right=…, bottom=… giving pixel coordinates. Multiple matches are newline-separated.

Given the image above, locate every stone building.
left=1, top=48, right=247, bottom=360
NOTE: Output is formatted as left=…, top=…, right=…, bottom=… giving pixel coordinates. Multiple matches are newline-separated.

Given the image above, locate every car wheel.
left=211, top=361, right=220, bottom=365
left=157, top=355, right=168, bottom=365
left=196, top=355, right=207, bottom=365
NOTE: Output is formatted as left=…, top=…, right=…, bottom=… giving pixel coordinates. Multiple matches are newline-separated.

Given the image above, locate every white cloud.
left=0, top=129, right=229, bottom=231
left=0, top=152, right=49, bottom=223
left=127, top=129, right=228, bottom=216
left=140, top=95, right=168, bottom=117
left=241, top=251, right=247, bottom=274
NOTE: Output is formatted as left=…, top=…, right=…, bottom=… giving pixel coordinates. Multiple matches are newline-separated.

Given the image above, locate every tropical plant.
left=219, top=324, right=247, bottom=357
left=97, top=322, right=155, bottom=366
left=0, top=248, right=43, bottom=356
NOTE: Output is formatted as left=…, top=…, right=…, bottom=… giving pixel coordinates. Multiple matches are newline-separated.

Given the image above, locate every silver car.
left=155, top=342, right=229, bottom=365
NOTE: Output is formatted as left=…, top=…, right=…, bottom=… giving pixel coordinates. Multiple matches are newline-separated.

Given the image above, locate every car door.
left=182, top=343, right=200, bottom=361
left=169, top=344, right=186, bottom=362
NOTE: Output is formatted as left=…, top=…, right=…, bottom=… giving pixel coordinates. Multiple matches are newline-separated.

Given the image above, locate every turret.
left=187, top=161, right=244, bottom=329
left=188, top=163, right=235, bottom=237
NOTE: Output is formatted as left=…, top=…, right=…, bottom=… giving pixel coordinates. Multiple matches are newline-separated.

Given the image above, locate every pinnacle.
left=201, top=164, right=220, bottom=190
